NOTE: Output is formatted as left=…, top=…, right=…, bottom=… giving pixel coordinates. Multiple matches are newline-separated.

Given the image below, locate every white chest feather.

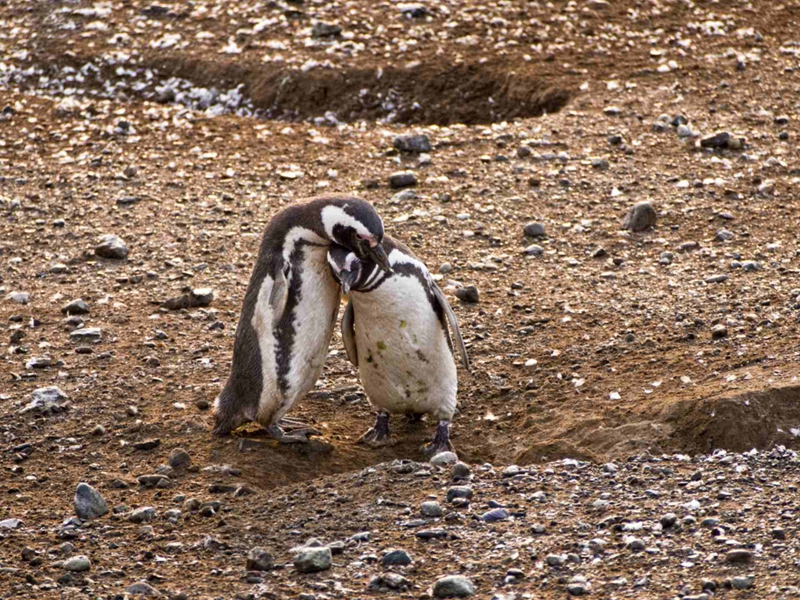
left=350, top=274, right=457, bottom=419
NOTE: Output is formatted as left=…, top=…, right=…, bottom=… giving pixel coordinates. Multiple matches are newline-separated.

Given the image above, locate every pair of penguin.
left=213, top=195, right=469, bottom=455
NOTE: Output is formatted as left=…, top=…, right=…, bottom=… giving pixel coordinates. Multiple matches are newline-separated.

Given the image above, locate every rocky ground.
left=2, top=0, right=800, bottom=597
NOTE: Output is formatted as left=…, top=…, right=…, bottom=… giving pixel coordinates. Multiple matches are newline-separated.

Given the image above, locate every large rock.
left=74, top=483, right=108, bottom=520
left=433, top=575, right=475, bottom=598
left=95, top=234, right=129, bottom=259
left=293, top=546, right=332, bottom=573
left=19, top=387, right=68, bottom=415
left=246, top=547, right=274, bottom=571
left=63, top=555, right=91, bottom=572
left=622, top=202, right=657, bottom=232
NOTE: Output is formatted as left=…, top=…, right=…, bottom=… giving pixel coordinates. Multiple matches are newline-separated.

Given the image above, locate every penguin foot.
left=358, top=412, right=393, bottom=447
left=267, top=423, right=320, bottom=444
left=423, top=420, right=455, bottom=457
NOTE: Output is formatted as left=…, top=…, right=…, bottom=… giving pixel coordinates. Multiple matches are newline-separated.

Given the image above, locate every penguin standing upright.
left=327, top=236, right=470, bottom=455
left=213, top=195, right=391, bottom=443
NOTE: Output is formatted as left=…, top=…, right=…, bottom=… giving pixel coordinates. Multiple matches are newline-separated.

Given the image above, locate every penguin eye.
left=356, top=233, right=371, bottom=242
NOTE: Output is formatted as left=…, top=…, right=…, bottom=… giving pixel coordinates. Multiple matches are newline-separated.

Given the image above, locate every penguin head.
left=327, top=245, right=367, bottom=295
left=320, top=200, right=392, bottom=273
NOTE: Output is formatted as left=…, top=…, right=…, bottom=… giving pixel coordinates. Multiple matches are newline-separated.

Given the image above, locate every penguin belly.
left=253, top=244, right=340, bottom=426
left=351, top=275, right=457, bottom=421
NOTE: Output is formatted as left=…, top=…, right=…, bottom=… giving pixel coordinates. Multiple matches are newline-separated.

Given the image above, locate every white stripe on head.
left=320, top=205, right=373, bottom=240
left=283, top=226, right=327, bottom=262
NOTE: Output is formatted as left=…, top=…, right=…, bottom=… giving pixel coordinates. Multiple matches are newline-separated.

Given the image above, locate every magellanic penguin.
left=327, top=236, right=470, bottom=456
left=213, top=195, right=391, bottom=443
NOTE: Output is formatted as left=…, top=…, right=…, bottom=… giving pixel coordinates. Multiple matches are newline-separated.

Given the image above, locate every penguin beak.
left=367, top=243, right=392, bottom=274
left=340, top=270, right=356, bottom=295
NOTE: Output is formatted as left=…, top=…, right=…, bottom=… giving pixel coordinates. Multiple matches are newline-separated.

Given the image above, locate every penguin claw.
left=422, top=420, right=455, bottom=457
left=267, top=424, right=319, bottom=444
left=358, top=412, right=393, bottom=447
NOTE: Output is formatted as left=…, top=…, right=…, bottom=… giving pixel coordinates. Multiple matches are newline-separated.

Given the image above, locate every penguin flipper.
left=268, top=261, right=290, bottom=322
left=433, top=285, right=471, bottom=372
left=342, top=298, right=359, bottom=367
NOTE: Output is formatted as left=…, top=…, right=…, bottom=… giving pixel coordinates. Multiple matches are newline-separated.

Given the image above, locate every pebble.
left=133, top=439, right=161, bottom=451
left=246, top=547, right=274, bottom=571
left=382, top=548, right=412, bottom=566
left=95, top=234, right=129, bottom=259
left=712, top=324, right=728, bottom=339
left=389, top=171, right=417, bottom=188
left=74, top=483, right=108, bottom=520
left=61, top=299, right=90, bottom=315
left=63, top=555, right=91, bottom=572
left=732, top=576, right=755, bottom=590
left=716, top=229, right=734, bottom=241
left=0, top=518, right=23, bottom=529
left=432, top=575, right=475, bottom=598
left=421, top=501, right=443, bottom=517
left=523, top=244, right=544, bottom=256
left=6, top=291, right=30, bottom=304
left=455, top=286, right=479, bottom=303
left=293, top=546, right=332, bottom=573
left=439, top=262, right=453, bottom=274
left=451, top=462, right=471, bottom=479
left=69, top=327, right=102, bottom=341
left=523, top=222, right=546, bottom=237
left=622, top=202, right=657, bottom=232
left=168, top=448, right=192, bottom=469
left=660, top=513, right=677, bottom=528
left=311, top=21, right=342, bottom=38
left=430, top=451, right=458, bottom=466
left=482, top=508, right=509, bottom=522
left=725, top=549, right=753, bottom=564
left=128, top=507, right=155, bottom=524
left=394, top=134, right=431, bottom=153
left=125, top=582, right=163, bottom=597
left=19, top=387, right=68, bottom=415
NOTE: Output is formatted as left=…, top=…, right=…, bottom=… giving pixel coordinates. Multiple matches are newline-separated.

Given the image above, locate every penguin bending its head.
left=327, top=236, right=470, bottom=456
left=213, top=195, right=391, bottom=443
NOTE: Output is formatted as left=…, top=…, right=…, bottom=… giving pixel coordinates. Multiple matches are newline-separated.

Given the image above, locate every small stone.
left=133, top=439, right=161, bottom=451
left=69, top=327, right=102, bottom=342
left=126, top=582, right=163, bottom=597
left=660, top=513, right=677, bottom=528
left=0, top=518, right=23, bottom=529
left=293, top=546, right=332, bottom=573
left=389, top=171, right=417, bottom=189
left=19, top=387, right=68, bottom=415
left=482, top=508, right=509, bottom=522
left=446, top=486, right=473, bottom=502
left=168, top=448, right=191, bottom=469
left=772, top=528, right=786, bottom=540
left=523, top=222, right=546, bottom=237
left=128, top=507, right=155, bottom=524
left=626, top=538, right=645, bottom=551
left=61, top=299, right=89, bottom=315
left=716, top=229, right=734, bottom=241
left=370, top=573, right=410, bottom=591
left=455, top=286, right=479, bottom=303
left=63, top=555, right=91, bottom=572
left=523, top=244, right=544, bottom=256
left=451, top=462, right=471, bottom=479
left=725, top=549, right=753, bottom=564
left=246, top=547, right=275, bottom=571
left=95, top=234, right=129, bottom=259
left=6, top=291, right=30, bottom=304
left=382, top=548, right=412, bottom=566
left=394, top=134, right=431, bottom=153
left=712, top=324, right=728, bottom=339
left=706, top=274, right=728, bottom=284
left=74, top=483, right=108, bottom=520
left=546, top=554, right=565, bottom=566
left=430, top=451, right=458, bottom=466
left=622, top=202, right=657, bottom=232
left=433, top=575, right=475, bottom=598
left=421, top=501, right=443, bottom=517
left=731, top=576, right=754, bottom=590
left=311, top=21, right=342, bottom=37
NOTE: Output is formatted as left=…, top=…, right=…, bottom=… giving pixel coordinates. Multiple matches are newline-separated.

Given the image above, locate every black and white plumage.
left=327, top=235, right=470, bottom=455
left=213, top=195, right=391, bottom=442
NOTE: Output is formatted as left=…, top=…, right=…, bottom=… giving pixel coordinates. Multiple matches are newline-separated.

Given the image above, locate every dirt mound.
left=149, top=56, right=572, bottom=125
left=667, top=385, right=800, bottom=454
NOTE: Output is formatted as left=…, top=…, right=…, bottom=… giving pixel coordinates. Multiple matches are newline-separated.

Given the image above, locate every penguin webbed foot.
left=358, top=412, right=394, bottom=448
left=423, top=420, right=455, bottom=457
left=268, top=422, right=321, bottom=444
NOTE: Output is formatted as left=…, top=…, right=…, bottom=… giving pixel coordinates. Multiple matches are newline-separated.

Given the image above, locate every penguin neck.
left=280, top=226, right=329, bottom=263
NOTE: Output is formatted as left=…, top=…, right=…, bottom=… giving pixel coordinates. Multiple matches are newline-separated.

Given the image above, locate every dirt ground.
left=2, top=0, right=800, bottom=598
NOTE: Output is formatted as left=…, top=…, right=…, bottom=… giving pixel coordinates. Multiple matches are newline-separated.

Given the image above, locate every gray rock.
left=311, top=21, right=342, bottom=37
left=61, top=299, right=90, bottom=315
left=446, top=486, right=473, bottom=502
left=742, top=260, right=761, bottom=272
left=433, top=575, right=475, bottom=598
left=732, top=576, right=754, bottom=590
left=382, top=548, right=412, bottom=566
left=660, top=513, right=677, bottom=528
left=712, top=324, right=728, bottom=339
left=370, top=573, right=411, bottom=591
left=439, top=262, right=453, bottom=274
left=399, top=3, right=428, bottom=18
left=622, top=202, right=657, bottom=232
left=455, top=286, right=479, bottom=303
left=482, top=508, right=509, bottom=522
left=0, top=518, right=23, bottom=529
left=19, top=387, right=68, bottom=415
left=293, top=546, right=332, bottom=573
left=523, top=244, right=544, bottom=256
left=546, top=554, right=566, bottom=566
left=6, top=291, right=30, bottom=304
left=168, top=448, right=192, bottom=469
left=430, top=451, right=458, bottom=466
left=128, top=507, right=155, bottom=524
left=69, top=327, right=102, bottom=341
left=389, top=171, right=417, bottom=188
left=26, top=355, right=53, bottom=369
left=394, top=134, right=431, bottom=153
left=700, top=131, right=743, bottom=149
left=523, top=222, right=546, bottom=237
left=725, top=549, right=753, bottom=564
left=246, top=547, right=274, bottom=571
left=126, top=582, right=163, bottom=597
left=421, top=501, right=443, bottom=517
left=164, top=288, right=214, bottom=310
left=716, top=229, right=734, bottom=241
left=626, top=537, right=645, bottom=551
left=705, top=274, right=728, bottom=284
left=74, top=483, right=108, bottom=520
left=63, top=555, right=91, bottom=572
left=451, top=462, right=471, bottom=479
left=95, top=234, right=129, bottom=259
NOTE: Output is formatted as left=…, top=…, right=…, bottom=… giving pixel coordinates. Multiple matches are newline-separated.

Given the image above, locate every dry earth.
left=2, top=0, right=800, bottom=598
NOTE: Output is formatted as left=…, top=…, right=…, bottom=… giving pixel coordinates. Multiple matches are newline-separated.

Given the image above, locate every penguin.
left=327, top=236, right=470, bottom=455
left=213, top=195, right=392, bottom=443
